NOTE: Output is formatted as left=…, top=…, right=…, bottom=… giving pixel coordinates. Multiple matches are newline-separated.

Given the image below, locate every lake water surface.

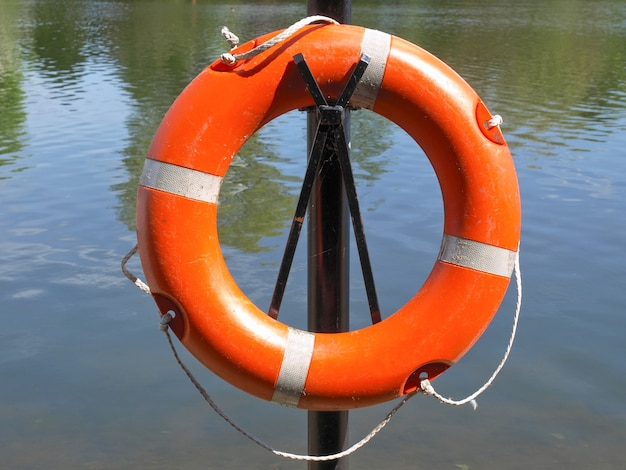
left=1, top=1, right=626, bottom=468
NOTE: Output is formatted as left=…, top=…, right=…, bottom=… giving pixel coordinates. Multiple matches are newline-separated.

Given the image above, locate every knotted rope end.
left=220, top=52, right=237, bottom=65
left=218, top=16, right=340, bottom=66
left=486, top=114, right=503, bottom=129
left=160, top=312, right=173, bottom=332
left=420, top=378, right=436, bottom=396
left=221, top=25, right=240, bottom=48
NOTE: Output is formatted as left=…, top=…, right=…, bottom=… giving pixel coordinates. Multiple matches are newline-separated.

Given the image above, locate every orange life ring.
left=136, top=23, right=521, bottom=411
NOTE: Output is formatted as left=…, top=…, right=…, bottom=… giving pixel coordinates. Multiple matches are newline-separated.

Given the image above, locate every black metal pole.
left=306, top=1, right=351, bottom=469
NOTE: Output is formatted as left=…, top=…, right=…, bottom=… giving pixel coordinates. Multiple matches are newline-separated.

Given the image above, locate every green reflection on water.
left=0, top=1, right=28, bottom=176
left=108, top=0, right=625, bottom=249
left=1, top=1, right=626, bottom=468
left=5, top=0, right=624, bottom=246
left=218, top=130, right=301, bottom=253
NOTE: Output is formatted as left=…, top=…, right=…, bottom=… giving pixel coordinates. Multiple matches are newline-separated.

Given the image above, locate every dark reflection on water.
left=1, top=0, right=625, bottom=468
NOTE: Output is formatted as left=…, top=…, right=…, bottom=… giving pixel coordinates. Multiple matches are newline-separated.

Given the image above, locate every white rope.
left=121, top=244, right=151, bottom=294
left=220, top=26, right=239, bottom=49
left=121, top=243, right=522, bottom=458
left=220, top=16, right=339, bottom=65
left=420, top=248, right=522, bottom=409
left=486, top=114, right=503, bottom=129
left=160, top=309, right=416, bottom=461
left=121, top=243, right=415, bottom=461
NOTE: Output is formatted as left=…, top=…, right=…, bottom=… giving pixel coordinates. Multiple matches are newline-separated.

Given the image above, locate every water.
left=1, top=0, right=625, bottom=468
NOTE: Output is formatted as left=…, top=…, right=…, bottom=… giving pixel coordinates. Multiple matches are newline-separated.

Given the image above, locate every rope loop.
left=219, top=16, right=339, bottom=65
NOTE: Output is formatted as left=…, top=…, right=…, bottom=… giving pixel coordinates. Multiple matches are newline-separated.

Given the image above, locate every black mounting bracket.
left=268, top=52, right=381, bottom=326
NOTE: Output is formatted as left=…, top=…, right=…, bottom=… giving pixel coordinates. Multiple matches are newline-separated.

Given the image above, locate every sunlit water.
left=1, top=1, right=625, bottom=468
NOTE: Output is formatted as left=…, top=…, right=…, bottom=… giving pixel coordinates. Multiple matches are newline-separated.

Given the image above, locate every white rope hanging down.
left=220, top=16, right=339, bottom=65
left=121, top=243, right=415, bottom=461
left=420, top=249, right=522, bottom=409
left=160, top=309, right=416, bottom=462
left=121, top=244, right=522, bottom=459
left=120, top=244, right=151, bottom=294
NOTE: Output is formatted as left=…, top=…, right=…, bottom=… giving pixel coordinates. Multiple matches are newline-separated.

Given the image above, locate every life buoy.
left=136, top=23, right=521, bottom=411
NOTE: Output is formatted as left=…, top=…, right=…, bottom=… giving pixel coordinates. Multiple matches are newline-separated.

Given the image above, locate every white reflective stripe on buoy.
left=272, top=328, right=316, bottom=407
left=351, top=28, right=391, bottom=110
left=438, top=234, right=517, bottom=278
left=139, top=159, right=222, bottom=204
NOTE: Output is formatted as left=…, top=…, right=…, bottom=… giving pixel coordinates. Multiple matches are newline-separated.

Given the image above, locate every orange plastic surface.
left=136, top=24, right=521, bottom=410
